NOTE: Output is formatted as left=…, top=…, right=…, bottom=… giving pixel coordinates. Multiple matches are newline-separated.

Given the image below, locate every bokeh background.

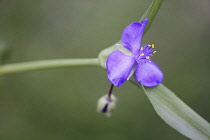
left=0, top=0, right=210, bottom=140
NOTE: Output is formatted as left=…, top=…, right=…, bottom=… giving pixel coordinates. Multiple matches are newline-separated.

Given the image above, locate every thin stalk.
left=107, top=84, right=114, bottom=100
left=0, top=58, right=99, bottom=76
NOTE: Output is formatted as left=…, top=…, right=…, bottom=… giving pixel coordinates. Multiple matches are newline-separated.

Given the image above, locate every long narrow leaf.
left=140, top=84, right=210, bottom=140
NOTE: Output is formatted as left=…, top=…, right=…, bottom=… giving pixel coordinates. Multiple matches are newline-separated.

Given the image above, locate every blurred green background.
left=0, top=0, right=210, bottom=140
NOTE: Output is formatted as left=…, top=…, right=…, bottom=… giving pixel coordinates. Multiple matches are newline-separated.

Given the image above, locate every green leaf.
left=139, top=0, right=163, bottom=34
left=140, top=84, right=210, bottom=140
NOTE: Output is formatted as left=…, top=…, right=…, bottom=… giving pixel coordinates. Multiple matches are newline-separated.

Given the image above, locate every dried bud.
left=97, top=94, right=117, bottom=117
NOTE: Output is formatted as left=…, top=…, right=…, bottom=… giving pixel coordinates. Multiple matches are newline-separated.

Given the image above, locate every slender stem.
left=0, top=58, right=99, bottom=76
left=107, top=84, right=114, bottom=100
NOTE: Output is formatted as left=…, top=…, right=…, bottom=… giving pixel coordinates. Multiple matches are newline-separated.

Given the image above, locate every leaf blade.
left=141, top=84, right=210, bottom=140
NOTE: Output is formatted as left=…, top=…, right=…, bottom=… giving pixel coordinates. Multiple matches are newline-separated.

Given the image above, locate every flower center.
left=135, top=44, right=156, bottom=64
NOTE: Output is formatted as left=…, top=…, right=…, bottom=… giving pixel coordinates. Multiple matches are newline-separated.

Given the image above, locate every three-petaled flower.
left=106, top=19, right=164, bottom=87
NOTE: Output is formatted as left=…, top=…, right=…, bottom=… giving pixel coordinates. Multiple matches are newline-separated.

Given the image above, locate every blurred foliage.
left=0, top=0, right=210, bottom=140
left=0, top=41, right=11, bottom=64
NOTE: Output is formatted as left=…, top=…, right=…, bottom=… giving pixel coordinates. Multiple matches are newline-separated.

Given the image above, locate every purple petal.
left=106, top=51, right=135, bottom=87
left=135, top=61, right=163, bottom=87
left=121, top=19, right=148, bottom=55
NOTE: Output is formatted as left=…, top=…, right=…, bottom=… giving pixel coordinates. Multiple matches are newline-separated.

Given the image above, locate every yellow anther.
left=152, top=44, right=155, bottom=48
left=146, top=56, right=150, bottom=59
left=140, top=53, right=144, bottom=56
left=140, top=47, right=143, bottom=50
left=153, top=51, right=157, bottom=54
left=148, top=44, right=151, bottom=47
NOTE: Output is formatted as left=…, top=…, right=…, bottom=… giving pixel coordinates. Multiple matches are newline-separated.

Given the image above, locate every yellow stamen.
left=146, top=56, right=150, bottom=59
left=140, top=47, right=143, bottom=50
left=153, top=51, right=157, bottom=54
left=140, top=53, right=144, bottom=56
left=148, top=44, right=151, bottom=47
left=152, top=44, right=155, bottom=48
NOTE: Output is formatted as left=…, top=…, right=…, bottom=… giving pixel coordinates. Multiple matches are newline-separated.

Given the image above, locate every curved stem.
left=0, top=58, right=99, bottom=75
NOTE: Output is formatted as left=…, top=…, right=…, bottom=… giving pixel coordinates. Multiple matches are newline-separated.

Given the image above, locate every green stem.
left=0, top=58, right=99, bottom=75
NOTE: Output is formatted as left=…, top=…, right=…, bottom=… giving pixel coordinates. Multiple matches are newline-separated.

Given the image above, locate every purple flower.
left=106, top=19, right=164, bottom=87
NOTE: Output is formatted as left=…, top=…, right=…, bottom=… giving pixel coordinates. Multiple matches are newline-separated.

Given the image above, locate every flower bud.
left=97, top=94, right=117, bottom=117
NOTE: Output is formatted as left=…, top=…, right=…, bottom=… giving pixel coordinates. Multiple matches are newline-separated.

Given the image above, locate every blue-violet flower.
left=106, top=19, right=164, bottom=87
